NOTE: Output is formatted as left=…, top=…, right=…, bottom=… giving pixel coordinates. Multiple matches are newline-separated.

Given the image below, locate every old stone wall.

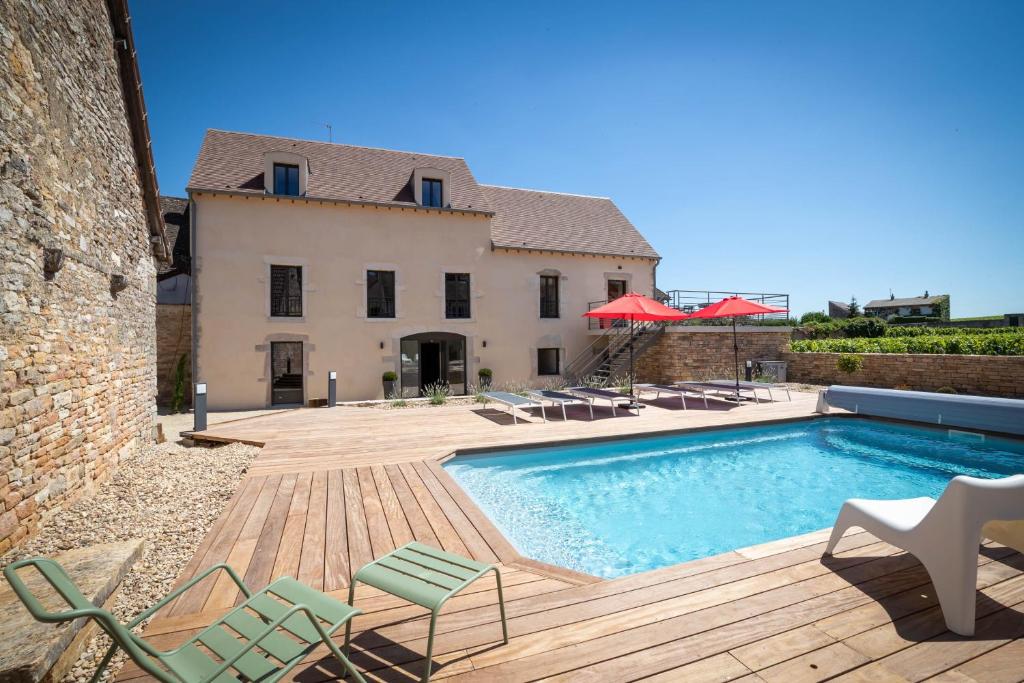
left=636, top=327, right=793, bottom=384
left=0, top=0, right=157, bottom=552
left=157, top=304, right=191, bottom=406
left=784, top=352, right=1024, bottom=398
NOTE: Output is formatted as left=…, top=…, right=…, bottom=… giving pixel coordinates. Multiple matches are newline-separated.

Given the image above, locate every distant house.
left=864, top=292, right=950, bottom=321
left=828, top=300, right=850, bottom=319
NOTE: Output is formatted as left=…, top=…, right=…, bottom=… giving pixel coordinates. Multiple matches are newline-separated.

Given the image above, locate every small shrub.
left=800, top=311, right=830, bottom=324
left=382, top=370, right=398, bottom=382
left=499, top=379, right=530, bottom=396
left=389, top=397, right=408, bottom=408
left=844, top=317, right=887, bottom=338
left=424, top=382, right=451, bottom=405
left=171, top=353, right=188, bottom=413
left=934, top=386, right=958, bottom=394
left=836, top=353, right=863, bottom=374
left=477, top=368, right=493, bottom=378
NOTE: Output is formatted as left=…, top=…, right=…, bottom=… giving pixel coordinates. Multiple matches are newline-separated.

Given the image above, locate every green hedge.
left=884, top=325, right=1019, bottom=335
left=790, top=334, right=1024, bottom=355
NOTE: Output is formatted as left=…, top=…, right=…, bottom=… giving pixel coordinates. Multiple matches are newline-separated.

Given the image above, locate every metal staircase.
left=564, top=321, right=665, bottom=386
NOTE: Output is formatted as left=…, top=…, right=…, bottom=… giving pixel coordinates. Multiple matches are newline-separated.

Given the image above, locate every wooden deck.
left=123, top=393, right=1024, bottom=682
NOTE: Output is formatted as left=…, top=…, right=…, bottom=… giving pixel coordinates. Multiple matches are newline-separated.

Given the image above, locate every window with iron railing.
left=445, top=273, right=471, bottom=319
left=540, top=275, right=559, bottom=318
left=367, top=270, right=396, bottom=318
left=270, top=265, right=302, bottom=317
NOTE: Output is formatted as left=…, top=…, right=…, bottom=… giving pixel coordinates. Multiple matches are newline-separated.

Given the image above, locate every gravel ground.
left=2, top=437, right=259, bottom=683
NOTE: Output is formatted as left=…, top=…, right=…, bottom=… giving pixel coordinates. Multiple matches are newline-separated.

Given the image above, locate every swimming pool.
left=443, top=418, right=1024, bottom=578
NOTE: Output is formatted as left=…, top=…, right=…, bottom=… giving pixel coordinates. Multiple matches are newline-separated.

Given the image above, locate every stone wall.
left=0, top=0, right=157, bottom=552
left=784, top=352, right=1024, bottom=399
left=157, top=304, right=191, bottom=406
left=636, top=327, right=793, bottom=384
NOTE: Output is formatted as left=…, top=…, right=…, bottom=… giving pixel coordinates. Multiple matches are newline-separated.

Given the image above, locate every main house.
left=188, top=130, right=660, bottom=408
left=864, top=292, right=950, bottom=321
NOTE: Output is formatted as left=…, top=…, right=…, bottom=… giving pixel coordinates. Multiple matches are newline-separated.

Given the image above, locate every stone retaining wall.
left=636, top=327, right=793, bottom=384
left=157, top=304, right=191, bottom=406
left=783, top=352, right=1024, bottom=398
left=0, top=0, right=157, bottom=552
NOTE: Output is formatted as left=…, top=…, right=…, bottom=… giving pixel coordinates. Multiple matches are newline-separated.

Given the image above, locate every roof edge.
left=481, top=183, right=611, bottom=200
left=492, top=243, right=660, bottom=261
left=203, top=128, right=469, bottom=161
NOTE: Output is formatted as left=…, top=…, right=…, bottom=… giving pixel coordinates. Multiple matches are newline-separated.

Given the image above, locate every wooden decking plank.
left=425, top=459, right=519, bottom=564
left=270, top=470, right=312, bottom=580
left=370, top=464, right=414, bottom=548
left=445, top=549, right=929, bottom=681
left=241, top=473, right=297, bottom=592
left=931, top=638, right=1024, bottom=683
left=344, top=467, right=375, bottom=573
left=413, top=460, right=498, bottom=564
left=170, top=475, right=274, bottom=615
left=297, top=469, right=328, bottom=589
left=756, top=641, right=870, bottom=682
left=397, top=462, right=470, bottom=557
left=357, top=466, right=394, bottom=559
left=635, top=652, right=754, bottom=683
left=324, top=468, right=349, bottom=591
left=385, top=463, right=440, bottom=548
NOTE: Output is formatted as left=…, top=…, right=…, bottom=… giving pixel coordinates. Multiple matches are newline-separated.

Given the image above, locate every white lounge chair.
left=824, top=474, right=1024, bottom=636
left=634, top=383, right=708, bottom=410
left=568, top=387, right=637, bottom=416
left=480, top=391, right=546, bottom=424
left=527, top=389, right=594, bottom=420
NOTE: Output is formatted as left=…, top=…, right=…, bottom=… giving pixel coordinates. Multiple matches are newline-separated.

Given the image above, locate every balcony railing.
left=587, top=290, right=790, bottom=329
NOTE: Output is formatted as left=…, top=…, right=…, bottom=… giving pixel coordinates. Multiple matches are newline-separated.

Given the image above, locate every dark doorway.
left=398, top=332, right=467, bottom=397
left=270, top=341, right=303, bottom=405
left=421, top=342, right=442, bottom=390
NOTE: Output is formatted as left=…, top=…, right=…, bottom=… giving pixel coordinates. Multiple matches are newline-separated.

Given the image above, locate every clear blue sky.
left=131, top=0, right=1024, bottom=318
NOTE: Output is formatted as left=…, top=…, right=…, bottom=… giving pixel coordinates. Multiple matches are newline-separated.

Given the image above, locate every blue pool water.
left=444, top=418, right=1024, bottom=578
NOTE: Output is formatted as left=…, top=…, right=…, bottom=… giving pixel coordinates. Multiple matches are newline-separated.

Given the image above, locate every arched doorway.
left=399, top=332, right=467, bottom=397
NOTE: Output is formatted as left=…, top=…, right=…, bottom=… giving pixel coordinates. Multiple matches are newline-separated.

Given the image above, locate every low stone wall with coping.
left=636, top=326, right=793, bottom=384
left=783, top=351, right=1024, bottom=398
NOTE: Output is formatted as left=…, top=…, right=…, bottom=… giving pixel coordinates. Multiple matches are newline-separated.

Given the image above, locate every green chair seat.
left=4, top=559, right=366, bottom=683
left=345, top=542, right=507, bottom=683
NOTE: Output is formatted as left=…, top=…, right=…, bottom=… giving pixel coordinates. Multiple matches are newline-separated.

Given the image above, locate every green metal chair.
left=345, top=541, right=507, bottom=683
left=3, top=558, right=366, bottom=683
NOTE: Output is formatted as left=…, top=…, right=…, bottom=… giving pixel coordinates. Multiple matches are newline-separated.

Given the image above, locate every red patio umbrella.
left=583, top=293, right=689, bottom=401
left=686, top=296, right=789, bottom=398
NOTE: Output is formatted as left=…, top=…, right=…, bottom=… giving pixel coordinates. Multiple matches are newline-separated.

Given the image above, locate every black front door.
left=420, top=342, right=441, bottom=391
left=271, top=342, right=303, bottom=405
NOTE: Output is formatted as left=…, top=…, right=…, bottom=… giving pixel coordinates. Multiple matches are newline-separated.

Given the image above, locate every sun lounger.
left=480, top=391, right=546, bottom=424
left=675, top=380, right=791, bottom=403
left=634, top=383, right=709, bottom=409
left=568, top=386, right=638, bottom=416
left=825, top=474, right=1024, bottom=636
left=527, top=389, right=595, bottom=420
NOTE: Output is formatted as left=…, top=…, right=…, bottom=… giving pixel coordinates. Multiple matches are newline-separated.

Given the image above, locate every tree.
left=848, top=296, right=861, bottom=318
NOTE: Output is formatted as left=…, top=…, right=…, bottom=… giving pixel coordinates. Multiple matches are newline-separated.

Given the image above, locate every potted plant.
left=382, top=371, right=397, bottom=397
left=477, top=367, right=493, bottom=388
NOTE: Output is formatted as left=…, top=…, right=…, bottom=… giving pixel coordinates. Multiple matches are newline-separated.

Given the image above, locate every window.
left=367, top=270, right=396, bottom=318
left=270, top=265, right=302, bottom=317
left=273, top=163, right=300, bottom=196
left=445, top=273, right=471, bottom=319
left=421, top=178, right=443, bottom=207
left=540, top=275, right=559, bottom=318
left=537, top=348, right=560, bottom=376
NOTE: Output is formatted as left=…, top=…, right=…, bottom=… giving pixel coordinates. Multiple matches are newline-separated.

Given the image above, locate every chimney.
left=924, top=289, right=929, bottom=298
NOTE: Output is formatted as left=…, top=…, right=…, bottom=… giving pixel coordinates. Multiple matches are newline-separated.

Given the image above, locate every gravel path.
left=2, top=438, right=259, bottom=682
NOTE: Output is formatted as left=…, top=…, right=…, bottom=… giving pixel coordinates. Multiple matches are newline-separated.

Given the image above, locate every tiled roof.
left=482, top=185, right=659, bottom=259
left=158, top=196, right=189, bottom=276
left=188, top=130, right=491, bottom=212
left=187, top=130, right=658, bottom=260
left=865, top=295, right=946, bottom=308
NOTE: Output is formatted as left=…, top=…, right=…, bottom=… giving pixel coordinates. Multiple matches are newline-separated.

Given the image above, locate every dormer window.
left=274, top=163, right=300, bottom=196
left=421, top=178, right=443, bottom=208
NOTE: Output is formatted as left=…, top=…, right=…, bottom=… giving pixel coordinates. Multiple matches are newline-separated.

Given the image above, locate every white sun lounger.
left=568, top=387, right=637, bottom=416
left=480, top=391, right=546, bottom=424
left=675, top=380, right=791, bottom=403
left=634, top=383, right=709, bottom=410
left=527, top=390, right=595, bottom=420
left=825, top=474, right=1024, bottom=636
